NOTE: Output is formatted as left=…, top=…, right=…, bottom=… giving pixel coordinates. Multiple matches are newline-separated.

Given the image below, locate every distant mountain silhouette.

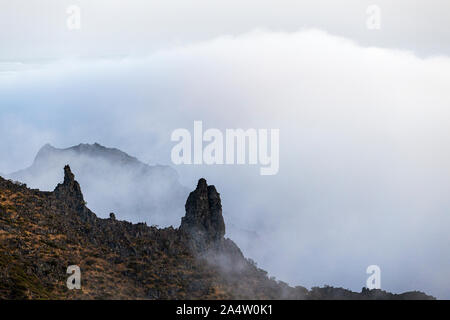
left=8, top=143, right=188, bottom=226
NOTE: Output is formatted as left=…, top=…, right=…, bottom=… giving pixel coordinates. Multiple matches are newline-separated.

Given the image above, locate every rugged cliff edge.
left=0, top=166, right=434, bottom=299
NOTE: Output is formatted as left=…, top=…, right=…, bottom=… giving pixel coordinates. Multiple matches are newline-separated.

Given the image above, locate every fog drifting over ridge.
left=1, top=29, right=450, bottom=298
left=8, top=143, right=189, bottom=227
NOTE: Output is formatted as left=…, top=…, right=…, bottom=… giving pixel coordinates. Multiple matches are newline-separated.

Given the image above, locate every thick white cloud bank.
left=2, top=29, right=450, bottom=298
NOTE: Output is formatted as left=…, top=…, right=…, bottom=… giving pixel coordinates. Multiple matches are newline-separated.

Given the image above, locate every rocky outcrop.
left=53, top=165, right=94, bottom=222
left=180, top=178, right=226, bottom=247
left=54, top=165, right=84, bottom=207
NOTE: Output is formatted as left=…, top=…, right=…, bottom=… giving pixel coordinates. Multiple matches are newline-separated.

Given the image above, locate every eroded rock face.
left=53, top=165, right=95, bottom=222
left=54, top=165, right=85, bottom=209
left=180, top=178, right=225, bottom=245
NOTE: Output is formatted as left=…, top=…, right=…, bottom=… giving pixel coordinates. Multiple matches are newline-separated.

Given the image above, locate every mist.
left=1, top=29, right=450, bottom=298
left=8, top=143, right=189, bottom=227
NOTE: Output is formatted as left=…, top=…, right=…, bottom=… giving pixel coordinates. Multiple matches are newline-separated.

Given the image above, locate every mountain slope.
left=8, top=143, right=188, bottom=227
left=0, top=166, right=434, bottom=300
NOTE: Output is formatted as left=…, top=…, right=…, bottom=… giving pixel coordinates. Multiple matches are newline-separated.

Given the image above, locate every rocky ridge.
left=0, top=166, right=435, bottom=299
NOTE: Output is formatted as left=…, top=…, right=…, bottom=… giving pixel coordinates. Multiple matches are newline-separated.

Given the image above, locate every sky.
left=1, top=1, right=450, bottom=298
left=1, top=0, right=450, bottom=61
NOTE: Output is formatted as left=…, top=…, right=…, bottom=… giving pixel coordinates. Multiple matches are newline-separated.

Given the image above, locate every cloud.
left=2, top=0, right=450, bottom=60
left=1, top=29, right=450, bottom=297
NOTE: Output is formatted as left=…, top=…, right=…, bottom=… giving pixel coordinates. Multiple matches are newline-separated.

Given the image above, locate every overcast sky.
left=0, top=0, right=450, bottom=62
left=1, top=1, right=450, bottom=299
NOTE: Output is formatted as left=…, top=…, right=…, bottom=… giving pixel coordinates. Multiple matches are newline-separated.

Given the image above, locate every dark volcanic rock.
left=180, top=178, right=226, bottom=246
left=53, top=165, right=95, bottom=223
left=54, top=165, right=85, bottom=209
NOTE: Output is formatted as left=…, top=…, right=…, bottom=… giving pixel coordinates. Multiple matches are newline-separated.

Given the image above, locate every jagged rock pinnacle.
left=63, top=165, right=75, bottom=184
left=54, top=165, right=85, bottom=211
left=180, top=178, right=225, bottom=244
